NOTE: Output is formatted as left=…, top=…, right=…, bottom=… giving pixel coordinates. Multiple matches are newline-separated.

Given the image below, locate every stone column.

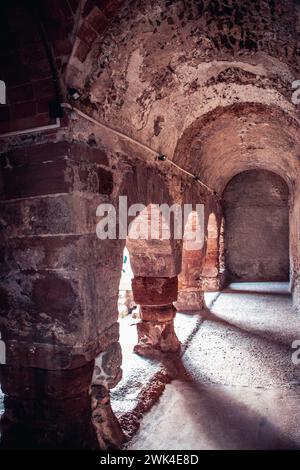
left=131, top=276, right=180, bottom=357
left=0, top=141, right=124, bottom=448
left=0, top=363, right=98, bottom=449
left=175, top=248, right=205, bottom=312
left=175, top=211, right=205, bottom=312
left=200, top=212, right=225, bottom=291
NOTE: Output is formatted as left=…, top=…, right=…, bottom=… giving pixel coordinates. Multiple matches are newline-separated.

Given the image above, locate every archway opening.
left=223, top=169, right=289, bottom=282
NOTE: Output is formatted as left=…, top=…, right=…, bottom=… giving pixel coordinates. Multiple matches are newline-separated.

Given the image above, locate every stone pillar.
left=175, top=211, right=205, bottom=312
left=0, top=141, right=124, bottom=448
left=175, top=247, right=205, bottom=312
left=131, top=276, right=180, bottom=357
left=0, top=363, right=98, bottom=449
left=126, top=203, right=182, bottom=357
left=200, top=212, right=225, bottom=291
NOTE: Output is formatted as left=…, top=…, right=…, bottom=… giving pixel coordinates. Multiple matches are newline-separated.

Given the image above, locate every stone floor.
left=111, top=310, right=200, bottom=416
left=127, top=282, right=300, bottom=450
left=2, top=282, right=300, bottom=449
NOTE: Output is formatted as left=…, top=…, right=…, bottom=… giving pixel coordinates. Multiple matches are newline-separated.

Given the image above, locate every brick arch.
left=173, top=102, right=300, bottom=195
left=0, top=0, right=82, bottom=135
left=65, top=0, right=125, bottom=87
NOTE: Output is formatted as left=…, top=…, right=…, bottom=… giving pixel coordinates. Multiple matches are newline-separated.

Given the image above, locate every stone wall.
left=223, top=169, right=289, bottom=282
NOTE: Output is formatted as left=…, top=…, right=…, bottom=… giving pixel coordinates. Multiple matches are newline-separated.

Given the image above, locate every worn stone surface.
left=140, top=304, right=176, bottom=322
left=134, top=319, right=181, bottom=357
left=91, top=384, right=125, bottom=449
left=0, top=362, right=98, bottom=449
left=132, top=276, right=180, bottom=356
left=132, top=276, right=178, bottom=306
left=174, top=291, right=204, bottom=312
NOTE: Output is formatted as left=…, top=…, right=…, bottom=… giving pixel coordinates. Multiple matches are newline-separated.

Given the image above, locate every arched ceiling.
left=64, top=0, right=300, bottom=189
left=174, top=103, right=300, bottom=193
left=1, top=0, right=300, bottom=192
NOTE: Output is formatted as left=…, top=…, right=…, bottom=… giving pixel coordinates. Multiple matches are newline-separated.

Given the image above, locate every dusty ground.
left=127, top=283, right=300, bottom=450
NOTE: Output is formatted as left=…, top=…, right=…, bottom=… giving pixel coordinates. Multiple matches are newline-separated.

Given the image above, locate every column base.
left=174, top=290, right=204, bottom=312
left=0, top=363, right=98, bottom=449
left=199, top=272, right=226, bottom=292
left=91, top=385, right=126, bottom=449
left=134, top=319, right=181, bottom=358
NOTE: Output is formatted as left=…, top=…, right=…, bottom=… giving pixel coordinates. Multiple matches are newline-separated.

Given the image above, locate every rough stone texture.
left=176, top=210, right=206, bottom=310
left=66, top=0, right=300, bottom=179
left=134, top=320, right=180, bottom=357
left=91, top=384, right=126, bottom=449
left=174, top=290, right=204, bottom=312
left=0, top=141, right=124, bottom=448
left=0, top=362, right=98, bottom=449
left=140, top=305, right=176, bottom=322
left=132, top=276, right=178, bottom=306
left=224, top=169, right=290, bottom=281
left=132, top=276, right=180, bottom=356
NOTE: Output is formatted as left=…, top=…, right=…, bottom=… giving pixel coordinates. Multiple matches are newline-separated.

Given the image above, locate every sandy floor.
left=128, top=282, right=300, bottom=450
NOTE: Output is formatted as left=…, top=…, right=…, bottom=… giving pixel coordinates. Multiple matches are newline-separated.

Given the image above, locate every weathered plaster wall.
left=223, top=170, right=289, bottom=281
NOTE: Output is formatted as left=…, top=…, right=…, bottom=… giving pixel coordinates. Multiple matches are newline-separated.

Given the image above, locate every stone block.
left=132, top=276, right=178, bottom=306
left=140, top=304, right=176, bottom=322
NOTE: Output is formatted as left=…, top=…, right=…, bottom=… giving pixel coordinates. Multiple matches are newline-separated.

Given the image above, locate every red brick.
left=1, top=160, right=69, bottom=199
left=37, top=97, right=53, bottom=114
left=86, top=8, right=108, bottom=33
left=98, top=167, right=113, bottom=194
left=52, top=38, right=73, bottom=55
left=11, top=101, right=36, bottom=119
left=4, top=65, right=30, bottom=87
left=78, top=23, right=98, bottom=45
left=75, top=41, right=90, bottom=62
left=6, top=141, right=109, bottom=167
left=21, top=43, right=47, bottom=64
left=8, top=84, right=34, bottom=103
left=33, top=79, right=56, bottom=99
left=5, top=142, right=70, bottom=166
left=141, top=304, right=176, bottom=322
left=102, top=0, right=124, bottom=18
left=0, top=121, right=9, bottom=133
left=2, top=114, right=55, bottom=133
left=29, top=60, right=52, bottom=80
